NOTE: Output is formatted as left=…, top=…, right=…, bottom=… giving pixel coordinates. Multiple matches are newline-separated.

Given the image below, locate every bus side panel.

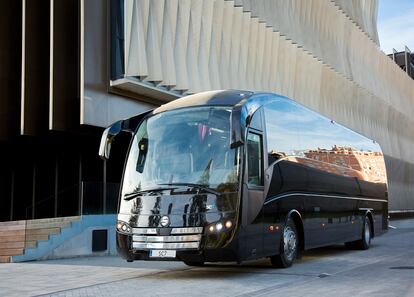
left=263, top=161, right=361, bottom=250
left=262, top=160, right=307, bottom=255
left=262, top=195, right=303, bottom=256
left=262, top=97, right=388, bottom=251
left=303, top=195, right=360, bottom=249
left=262, top=199, right=282, bottom=256
left=304, top=167, right=361, bottom=248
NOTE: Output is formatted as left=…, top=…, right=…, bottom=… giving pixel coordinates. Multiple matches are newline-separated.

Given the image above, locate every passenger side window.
left=247, top=132, right=263, bottom=186
left=264, top=100, right=300, bottom=165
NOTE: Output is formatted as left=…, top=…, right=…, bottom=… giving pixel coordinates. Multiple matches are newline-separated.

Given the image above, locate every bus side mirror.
left=98, top=109, right=153, bottom=160
left=98, top=120, right=123, bottom=160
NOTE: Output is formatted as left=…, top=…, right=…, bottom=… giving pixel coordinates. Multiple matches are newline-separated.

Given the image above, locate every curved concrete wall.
left=115, top=0, right=414, bottom=210
left=333, top=0, right=379, bottom=44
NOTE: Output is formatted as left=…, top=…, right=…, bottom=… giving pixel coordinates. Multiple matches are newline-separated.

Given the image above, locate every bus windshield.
left=121, top=106, right=241, bottom=198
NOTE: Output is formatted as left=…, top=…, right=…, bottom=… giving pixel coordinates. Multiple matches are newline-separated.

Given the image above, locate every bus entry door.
left=239, top=131, right=265, bottom=260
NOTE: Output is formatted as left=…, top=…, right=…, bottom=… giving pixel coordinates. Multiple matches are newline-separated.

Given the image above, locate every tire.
left=183, top=261, right=205, bottom=267
left=354, top=215, right=372, bottom=250
left=345, top=215, right=372, bottom=250
left=270, top=218, right=298, bottom=268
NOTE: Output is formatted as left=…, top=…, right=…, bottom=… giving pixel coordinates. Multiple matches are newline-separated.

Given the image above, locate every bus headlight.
left=216, top=223, right=223, bottom=231
left=117, top=221, right=132, bottom=234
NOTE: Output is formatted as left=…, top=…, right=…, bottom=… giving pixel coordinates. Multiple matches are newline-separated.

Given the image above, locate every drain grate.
left=389, top=266, right=414, bottom=270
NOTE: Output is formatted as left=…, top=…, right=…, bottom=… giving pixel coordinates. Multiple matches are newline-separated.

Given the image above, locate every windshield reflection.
left=121, top=107, right=241, bottom=198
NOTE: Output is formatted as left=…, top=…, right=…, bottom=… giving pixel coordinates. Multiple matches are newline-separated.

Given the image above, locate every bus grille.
left=131, top=227, right=203, bottom=250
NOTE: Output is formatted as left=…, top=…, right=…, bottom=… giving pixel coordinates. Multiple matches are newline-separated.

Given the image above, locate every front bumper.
left=117, top=226, right=239, bottom=262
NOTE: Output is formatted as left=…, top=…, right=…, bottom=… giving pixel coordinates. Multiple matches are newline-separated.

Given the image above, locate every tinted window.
left=291, top=102, right=385, bottom=183
left=264, top=101, right=300, bottom=165
left=247, top=132, right=263, bottom=186
left=249, top=109, right=263, bottom=131
left=264, top=99, right=386, bottom=184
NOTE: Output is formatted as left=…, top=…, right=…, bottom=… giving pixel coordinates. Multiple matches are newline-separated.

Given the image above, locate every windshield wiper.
left=158, top=183, right=221, bottom=196
left=123, top=186, right=177, bottom=200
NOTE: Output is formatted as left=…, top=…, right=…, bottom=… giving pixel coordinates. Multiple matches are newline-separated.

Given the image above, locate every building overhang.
left=110, top=77, right=181, bottom=105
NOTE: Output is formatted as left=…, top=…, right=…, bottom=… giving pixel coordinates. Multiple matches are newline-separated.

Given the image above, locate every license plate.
left=150, top=250, right=176, bottom=258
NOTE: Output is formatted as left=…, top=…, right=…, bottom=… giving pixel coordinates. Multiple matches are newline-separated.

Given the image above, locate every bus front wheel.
left=270, top=218, right=298, bottom=268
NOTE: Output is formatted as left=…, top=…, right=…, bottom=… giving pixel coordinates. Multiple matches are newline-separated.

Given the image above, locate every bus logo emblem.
left=160, top=216, right=170, bottom=227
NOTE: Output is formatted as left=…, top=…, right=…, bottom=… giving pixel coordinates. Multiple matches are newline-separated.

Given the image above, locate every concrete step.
left=0, top=248, right=24, bottom=256
left=0, top=242, right=25, bottom=249
left=0, top=229, right=25, bottom=237
left=25, top=234, right=49, bottom=242
left=13, top=214, right=117, bottom=262
left=0, top=256, right=11, bottom=263
left=25, top=241, right=37, bottom=249
left=26, top=222, right=70, bottom=230
left=0, top=234, right=25, bottom=243
left=26, top=228, right=60, bottom=236
left=0, top=225, right=26, bottom=231
left=0, top=220, right=25, bottom=227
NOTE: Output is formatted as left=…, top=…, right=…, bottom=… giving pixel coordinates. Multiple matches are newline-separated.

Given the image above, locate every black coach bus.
left=99, top=90, right=388, bottom=268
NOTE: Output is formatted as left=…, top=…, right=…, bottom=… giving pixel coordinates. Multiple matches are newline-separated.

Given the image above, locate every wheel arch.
left=286, top=209, right=305, bottom=251
left=359, top=208, right=375, bottom=238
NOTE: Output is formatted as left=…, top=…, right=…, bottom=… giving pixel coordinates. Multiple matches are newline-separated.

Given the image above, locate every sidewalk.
left=0, top=219, right=413, bottom=297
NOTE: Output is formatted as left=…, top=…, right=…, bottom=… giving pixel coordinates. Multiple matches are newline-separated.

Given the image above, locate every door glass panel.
left=247, top=132, right=263, bottom=186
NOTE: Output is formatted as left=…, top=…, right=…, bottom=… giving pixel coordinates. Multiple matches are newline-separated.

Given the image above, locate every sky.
left=377, top=0, right=414, bottom=54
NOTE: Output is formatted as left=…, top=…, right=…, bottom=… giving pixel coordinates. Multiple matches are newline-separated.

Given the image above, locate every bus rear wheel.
left=345, top=215, right=372, bottom=250
left=355, top=215, right=372, bottom=250
left=270, top=219, right=298, bottom=268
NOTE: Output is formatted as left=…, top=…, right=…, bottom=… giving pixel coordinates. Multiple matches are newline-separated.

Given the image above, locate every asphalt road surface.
left=1, top=219, right=413, bottom=297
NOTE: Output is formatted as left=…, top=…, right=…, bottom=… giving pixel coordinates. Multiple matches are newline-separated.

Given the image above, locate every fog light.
left=208, top=225, right=215, bottom=232
left=216, top=223, right=223, bottom=231
left=117, top=221, right=132, bottom=234
left=225, top=220, right=232, bottom=229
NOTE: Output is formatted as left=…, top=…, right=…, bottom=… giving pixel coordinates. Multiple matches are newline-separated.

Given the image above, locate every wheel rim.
left=364, top=221, right=371, bottom=244
left=283, top=225, right=297, bottom=261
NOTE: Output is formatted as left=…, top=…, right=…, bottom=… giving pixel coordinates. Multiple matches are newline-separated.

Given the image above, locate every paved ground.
left=0, top=219, right=413, bottom=297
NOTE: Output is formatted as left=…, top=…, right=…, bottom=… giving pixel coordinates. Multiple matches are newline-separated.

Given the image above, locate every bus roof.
left=153, top=90, right=256, bottom=114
